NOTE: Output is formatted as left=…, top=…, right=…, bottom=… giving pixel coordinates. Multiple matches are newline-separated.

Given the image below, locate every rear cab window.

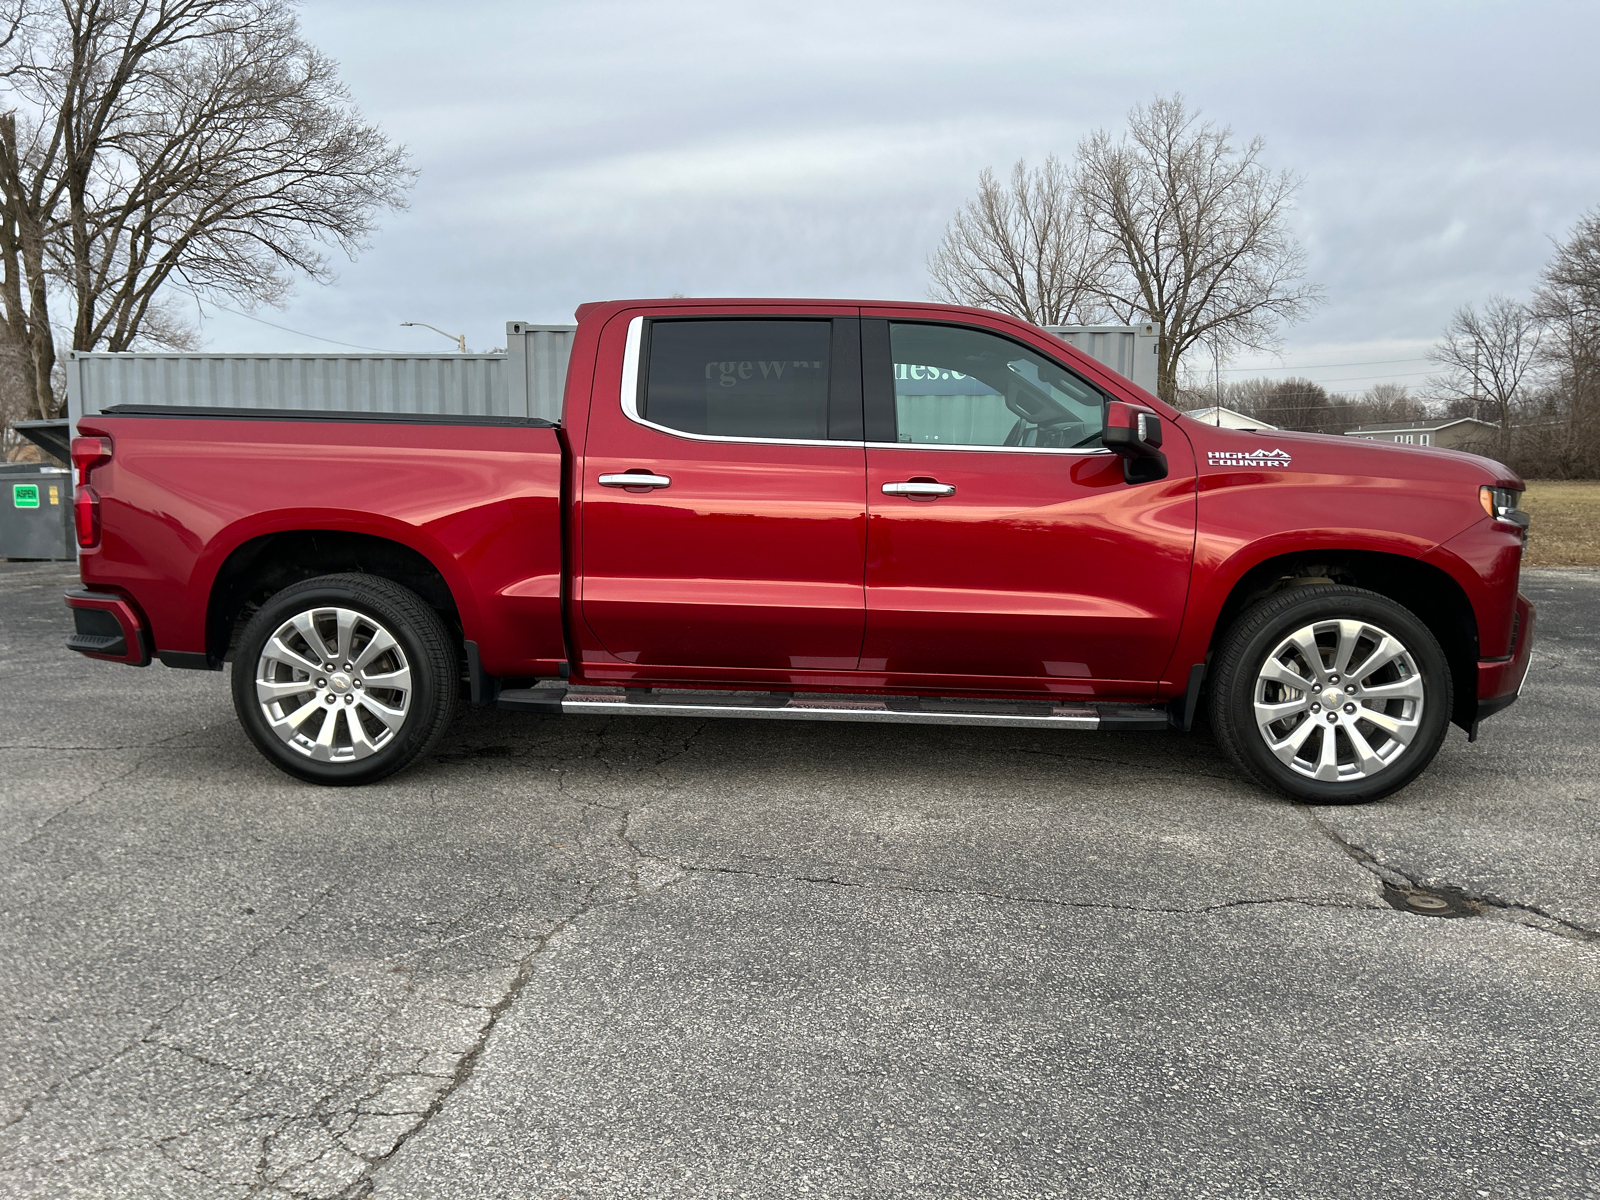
left=639, top=320, right=840, bottom=441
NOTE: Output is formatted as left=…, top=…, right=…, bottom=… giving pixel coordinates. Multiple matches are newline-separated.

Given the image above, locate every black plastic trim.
left=1168, top=663, right=1207, bottom=731
left=72, top=606, right=123, bottom=640
left=96, top=405, right=557, bottom=428
left=828, top=318, right=864, bottom=441
left=555, top=426, right=579, bottom=683
left=158, top=651, right=218, bottom=670
left=496, top=687, right=567, bottom=714
left=66, top=632, right=126, bottom=656
left=465, top=640, right=499, bottom=707
left=64, top=590, right=149, bottom=667
left=1475, top=691, right=1520, bottom=723
left=1467, top=687, right=1522, bottom=742
left=1095, top=705, right=1171, bottom=731
left=860, top=319, right=896, bottom=443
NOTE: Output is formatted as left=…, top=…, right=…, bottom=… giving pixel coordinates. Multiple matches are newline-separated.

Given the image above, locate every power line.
left=1223, top=368, right=1439, bottom=385
left=1216, top=355, right=1432, bottom=374
left=205, top=303, right=394, bottom=353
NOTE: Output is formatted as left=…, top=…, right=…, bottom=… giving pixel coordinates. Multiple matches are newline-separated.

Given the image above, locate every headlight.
left=1479, top=486, right=1529, bottom=529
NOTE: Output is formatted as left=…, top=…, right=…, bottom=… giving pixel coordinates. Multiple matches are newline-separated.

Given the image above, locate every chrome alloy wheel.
left=1252, top=619, right=1425, bottom=782
left=255, top=606, right=412, bottom=762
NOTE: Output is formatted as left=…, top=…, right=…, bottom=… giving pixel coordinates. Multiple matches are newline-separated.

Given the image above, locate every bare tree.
left=927, top=156, right=1108, bottom=326
left=1532, top=207, right=1600, bottom=475
left=0, top=0, right=412, bottom=420
left=1076, top=94, right=1320, bottom=402
left=1428, top=296, right=1544, bottom=459
left=1357, top=382, right=1427, bottom=425
left=1537, top=206, right=1600, bottom=329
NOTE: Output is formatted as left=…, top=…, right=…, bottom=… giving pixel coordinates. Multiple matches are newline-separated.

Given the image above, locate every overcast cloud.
left=195, top=0, right=1600, bottom=393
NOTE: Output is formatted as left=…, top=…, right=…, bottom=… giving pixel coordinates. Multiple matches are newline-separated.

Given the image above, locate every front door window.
left=889, top=322, right=1105, bottom=449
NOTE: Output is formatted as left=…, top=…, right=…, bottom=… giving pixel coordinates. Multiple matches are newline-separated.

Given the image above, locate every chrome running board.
left=496, top=686, right=1170, bottom=732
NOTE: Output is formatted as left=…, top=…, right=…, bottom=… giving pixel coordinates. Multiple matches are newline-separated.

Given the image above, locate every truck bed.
left=75, top=409, right=567, bottom=679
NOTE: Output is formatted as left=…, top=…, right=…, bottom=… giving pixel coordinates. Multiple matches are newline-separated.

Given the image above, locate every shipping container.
left=68, top=318, right=1158, bottom=426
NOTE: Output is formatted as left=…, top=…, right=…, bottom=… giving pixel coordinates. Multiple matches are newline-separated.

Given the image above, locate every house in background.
left=1343, top=417, right=1497, bottom=450
left=1183, top=406, right=1279, bottom=430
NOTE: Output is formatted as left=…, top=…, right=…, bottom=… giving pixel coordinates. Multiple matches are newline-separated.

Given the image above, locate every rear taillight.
left=70, top=436, right=112, bottom=549
left=71, top=435, right=112, bottom=484
left=74, top=485, right=100, bottom=548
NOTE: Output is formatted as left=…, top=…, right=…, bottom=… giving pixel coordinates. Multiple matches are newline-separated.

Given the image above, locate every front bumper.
left=1473, top=591, right=1534, bottom=735
left=64, top=588, right=150, bottom=666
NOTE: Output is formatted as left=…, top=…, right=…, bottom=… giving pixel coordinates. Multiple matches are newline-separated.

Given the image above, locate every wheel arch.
left=1208, top=550, right=1479, bottom=731
left=206, top=529, right=464, bottom=667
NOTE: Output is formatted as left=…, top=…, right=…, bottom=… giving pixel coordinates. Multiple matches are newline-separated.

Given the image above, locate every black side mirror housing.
left=1102, top=401, right=1168, bottom=483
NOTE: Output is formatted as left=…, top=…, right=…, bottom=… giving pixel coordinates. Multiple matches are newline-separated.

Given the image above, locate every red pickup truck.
left=64, top=298, right=1535, bottom=802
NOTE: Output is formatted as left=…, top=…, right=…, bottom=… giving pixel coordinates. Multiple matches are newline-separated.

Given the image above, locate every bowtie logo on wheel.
left=1208, top=449, right=1293, bottom=468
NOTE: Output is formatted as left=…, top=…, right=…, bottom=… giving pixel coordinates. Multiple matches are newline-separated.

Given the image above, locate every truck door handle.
left=598, top=472, right=671, bottom=490
left=882, top=480, right=955, bottom=498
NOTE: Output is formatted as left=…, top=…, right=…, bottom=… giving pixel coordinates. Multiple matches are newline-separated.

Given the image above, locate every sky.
left=194, top=0, right=1600, bottom=397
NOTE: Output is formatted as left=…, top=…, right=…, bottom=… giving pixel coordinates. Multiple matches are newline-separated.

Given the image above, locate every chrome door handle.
left=599, top=473, right=671, bottom=490
left=882, top=481, right=955, bottom=498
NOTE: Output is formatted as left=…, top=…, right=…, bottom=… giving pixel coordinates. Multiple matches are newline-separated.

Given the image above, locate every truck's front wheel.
left=231, top=573, right=458, bottom=786
left=1209, top=585, right=1452, bottom=803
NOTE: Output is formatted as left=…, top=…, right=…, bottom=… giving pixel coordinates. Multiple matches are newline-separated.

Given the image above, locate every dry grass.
left=1521, top=481, right=1600, bottom=567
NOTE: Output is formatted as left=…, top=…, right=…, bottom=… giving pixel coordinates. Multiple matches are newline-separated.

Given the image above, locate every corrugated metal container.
left=69, top=352, right=508, bottom=416
left=68, top=322, right=578, bottom=425
left=66, top=318, right=1158, bottom=427
left=1044, top=324, right=1160, bottom=395
left=504, top=324, right=577, bottom=422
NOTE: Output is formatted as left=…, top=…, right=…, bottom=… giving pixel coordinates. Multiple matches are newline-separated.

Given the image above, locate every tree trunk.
left=19, top=206, right=57, bottom=419
left=0, top=114, right=58, bottom=421
left=1156, top=331, right=1179, bottom=403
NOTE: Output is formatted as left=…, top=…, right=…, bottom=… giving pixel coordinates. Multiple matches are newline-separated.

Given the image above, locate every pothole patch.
left=1381, top=882, right=1480, bottom=919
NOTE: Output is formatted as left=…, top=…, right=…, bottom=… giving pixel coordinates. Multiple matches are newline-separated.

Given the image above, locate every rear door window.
left=642, top=320, right=833, bottom=440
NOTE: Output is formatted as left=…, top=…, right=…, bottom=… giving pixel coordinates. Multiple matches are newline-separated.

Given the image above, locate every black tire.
left=1208, top=584, right=1452, bottom=804
left=231, top=573, right=458, bottom=786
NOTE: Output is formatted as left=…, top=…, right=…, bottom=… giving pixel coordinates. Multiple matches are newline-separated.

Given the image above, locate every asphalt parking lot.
left=2, top=561, right=1597, bottom=1199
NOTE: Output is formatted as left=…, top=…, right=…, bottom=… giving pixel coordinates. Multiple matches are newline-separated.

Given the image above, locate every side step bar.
left=496, top=686, right=1171, bottom=732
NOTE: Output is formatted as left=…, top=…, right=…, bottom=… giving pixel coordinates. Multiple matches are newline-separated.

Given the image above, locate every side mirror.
left=1102, top=401, right=1168, bottom=483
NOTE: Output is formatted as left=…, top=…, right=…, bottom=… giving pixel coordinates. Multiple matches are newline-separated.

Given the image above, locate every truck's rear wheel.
left=1208, top=585, right=1451, bottom=803
left=231, top=573, right=457, bottom=786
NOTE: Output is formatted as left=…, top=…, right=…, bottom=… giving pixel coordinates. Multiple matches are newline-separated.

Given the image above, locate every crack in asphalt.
left=332, top=900, right=619, bottom=1197
left=0, top=740, right=216, bottom=750
left=1, top=718, right=711, bottom=1198
left=330, top=739, right=711, bottom=1198
left=8, top=724, right=216, bottom=850
left=10, top=759, right=144, bottom=850
left=0, top=880, right=341, bottom=1141
left=1298, top=805, right=1600, bottom=945
left=647, top=858, right=1377, bottom=916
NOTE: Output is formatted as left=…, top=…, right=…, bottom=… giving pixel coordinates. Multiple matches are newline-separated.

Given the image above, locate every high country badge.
left=1207, top=448, right=1292, bottom=468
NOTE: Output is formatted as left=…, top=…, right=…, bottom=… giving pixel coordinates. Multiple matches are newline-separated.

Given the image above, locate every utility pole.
left=1472, top=343, right=1480, bottom=420
left=1213, top=342, right=1223, bottom=424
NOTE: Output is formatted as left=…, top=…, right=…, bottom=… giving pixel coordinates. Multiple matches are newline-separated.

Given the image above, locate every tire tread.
left=1207, top=584, right=1451, bottom=804
left=231, top=572, right=458, bottom=786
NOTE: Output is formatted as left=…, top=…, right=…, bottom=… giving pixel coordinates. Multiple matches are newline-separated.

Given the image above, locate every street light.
left=400, top=321, right=468, bottom=353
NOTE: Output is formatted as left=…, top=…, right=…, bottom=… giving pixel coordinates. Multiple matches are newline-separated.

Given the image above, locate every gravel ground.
left=1, top=562, right=1596, bottom=1199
